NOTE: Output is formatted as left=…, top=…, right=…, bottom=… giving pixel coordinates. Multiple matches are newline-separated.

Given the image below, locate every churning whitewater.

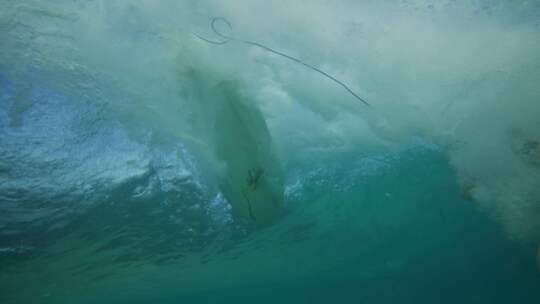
left=1, top=1, right=540, bottom=304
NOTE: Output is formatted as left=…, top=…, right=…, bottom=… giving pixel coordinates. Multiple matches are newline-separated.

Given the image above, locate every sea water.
left=1, top=1, right=540, bottom=303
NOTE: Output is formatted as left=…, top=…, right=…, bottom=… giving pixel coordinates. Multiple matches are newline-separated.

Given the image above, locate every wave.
left=1, top=1, right=540, bottom=303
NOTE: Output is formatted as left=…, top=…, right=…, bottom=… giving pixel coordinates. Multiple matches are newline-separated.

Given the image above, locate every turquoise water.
left=1, top=1, right=540, bottom=303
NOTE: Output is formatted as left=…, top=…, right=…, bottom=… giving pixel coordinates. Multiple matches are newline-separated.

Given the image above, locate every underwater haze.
left=1, top=0, right=540, bottom=303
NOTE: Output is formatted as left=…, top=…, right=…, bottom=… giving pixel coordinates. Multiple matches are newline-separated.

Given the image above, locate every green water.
left=1, top=0, right=540, bottom=303
left=2, top=146, right=539, bottom=303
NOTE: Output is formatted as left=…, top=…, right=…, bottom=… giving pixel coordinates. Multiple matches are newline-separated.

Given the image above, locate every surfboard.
left=179, top=67, right=284, bottom=225
left=209, top=81, right=284, bottom=225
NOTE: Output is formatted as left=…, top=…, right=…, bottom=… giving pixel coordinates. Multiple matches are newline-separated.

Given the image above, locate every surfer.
left=246, top=167, right=264, bottom=191
left=240, top=167, right=265, bottom=222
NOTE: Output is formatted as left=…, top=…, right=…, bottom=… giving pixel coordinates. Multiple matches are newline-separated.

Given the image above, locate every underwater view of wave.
left=1, top=1, right=540, bottom=303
